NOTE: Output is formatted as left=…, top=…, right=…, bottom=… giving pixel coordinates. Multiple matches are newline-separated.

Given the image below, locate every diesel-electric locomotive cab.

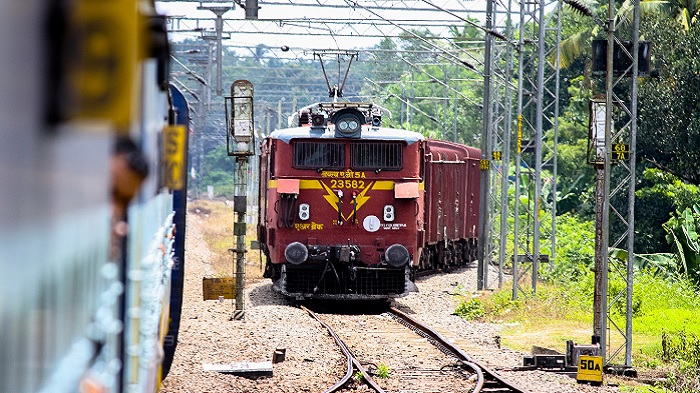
left=259, top=102, right=425, bottom=300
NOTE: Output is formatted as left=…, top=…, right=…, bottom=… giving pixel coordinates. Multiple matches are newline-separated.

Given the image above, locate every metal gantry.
left=507, top=0, right=562, bottom=297
left=592, top=0, right=640, bottom=369
left=162, top=0, right=563, bottom=294
left=162, top=0, right=639, bottom=367
left=477, top=0, right=518, bottom=291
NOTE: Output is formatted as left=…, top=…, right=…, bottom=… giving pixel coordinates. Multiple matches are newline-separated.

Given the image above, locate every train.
left=0, top=1, right=187, bottom=392
left=258, top=101, right=481, bottom=300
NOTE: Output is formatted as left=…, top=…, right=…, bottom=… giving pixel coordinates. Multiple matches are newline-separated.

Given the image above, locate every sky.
left=155, top=0, right=502, bottom=57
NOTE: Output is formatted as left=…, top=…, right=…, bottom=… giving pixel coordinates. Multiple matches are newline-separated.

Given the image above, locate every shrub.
left=375, top=363, right=390, bottom=379
left=454, top=298, right=485, bottom=320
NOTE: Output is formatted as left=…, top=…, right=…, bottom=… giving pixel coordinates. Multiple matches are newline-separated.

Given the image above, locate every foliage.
left=549, top=75, right=597, bottom=217
left=197, top=145, right=235, bottom=198
left=635, top=169, right=700, bottom=253
left=461, top=278, right=593, bottom=354
left=631, top=272, right=700, bottom=335
left=454, top=297, right=486, bottom=320
left=542, top=213, right=596, bottom=282
left=661, top=330, right=700, bottom=392
left=664, top=204, right=700, bottom=284
left=610, top=248, right=678, bottom=276
left=374, top=363, right=390, bottom=379
left=638, top=19, right=700, bottom=186
left=352, top=371, right=364, bottom=382
left=363, top=28, right=484, bottom=144
left=470, top=264, right=700, bottom=385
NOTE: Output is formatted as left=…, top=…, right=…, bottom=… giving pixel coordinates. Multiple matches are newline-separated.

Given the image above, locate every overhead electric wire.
left=163, top=0, right=515, bottom=135
left=170, top=55, right=208, bottom=85
left=344, top=0, right=485, bottom=76
left=257, top=0, right=495, bottom=14
left=365, top=77, right=442, bottom=126
left=417, top=0, right=514, bottom=43
left=396, top=55, right=483, bottom=108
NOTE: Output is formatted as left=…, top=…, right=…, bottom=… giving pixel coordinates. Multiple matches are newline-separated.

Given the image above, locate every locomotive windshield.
left=351, top=141, right=403, bottom=171
left=292, top=140, right=403, bottom=171
left=293, top=141, right=345, bottom=169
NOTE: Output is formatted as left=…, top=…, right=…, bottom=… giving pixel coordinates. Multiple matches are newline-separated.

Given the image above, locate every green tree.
left=366, top=25, right=484, bottom=143
left=638, top=19, right=700, bottom=186
left=198, top=145, right=234, bottom=198
left=664, top=204, right=700, bottom=284
left=635, top=169, right=700, bottom=253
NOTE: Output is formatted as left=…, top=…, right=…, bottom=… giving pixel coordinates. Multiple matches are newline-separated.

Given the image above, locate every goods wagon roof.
left=268, top=126, right=424, bottom=145
left=425, top=138, right=481, bottom=160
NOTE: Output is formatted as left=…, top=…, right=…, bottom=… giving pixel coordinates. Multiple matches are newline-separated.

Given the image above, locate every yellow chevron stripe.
left=372, top=181, right=394, bottom=190
left=300, top=180, right=323, bottom=189
left=268, top=179, right=323, bottom=189
left=370, top=181, right=425, bottom=191
left=271, top=179, right=425, bottom=191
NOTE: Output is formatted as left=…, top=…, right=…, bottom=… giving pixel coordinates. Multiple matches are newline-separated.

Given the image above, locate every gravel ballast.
left=160, top=211, right=622, bottom=393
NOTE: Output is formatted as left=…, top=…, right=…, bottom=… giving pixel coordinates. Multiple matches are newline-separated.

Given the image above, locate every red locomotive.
left=258, top=102, right=481, bottom=300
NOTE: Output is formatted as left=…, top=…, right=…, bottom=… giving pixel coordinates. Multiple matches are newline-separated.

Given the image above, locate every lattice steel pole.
left=489, top=0, right=518, bottom=289
left=594, top=0, right=640, bottom=368
left=477, top=0, right=495, bottom=290
left=512, top=0, right=561, bottom=298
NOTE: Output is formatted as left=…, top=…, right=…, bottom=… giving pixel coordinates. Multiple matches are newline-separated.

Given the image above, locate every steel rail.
left=301, top=305, right=386, bottom=393
left=388, top=306, right=529, bottom=393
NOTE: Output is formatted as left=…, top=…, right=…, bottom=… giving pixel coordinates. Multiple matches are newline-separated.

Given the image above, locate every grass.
left=474, top=279, right=594, bottom=354
left=455, top=270, right=700, bottom=391
left=188, top=199, right=265, bottom=280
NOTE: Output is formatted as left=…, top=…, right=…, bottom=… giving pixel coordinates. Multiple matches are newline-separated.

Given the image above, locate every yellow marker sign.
left=68, top=0, right=139, bottom=128
left=612, top=143, right=630, bottom=160
left=202, top=278, right=236, bottom=300
left=480, top=159, right=490, bottom=170
left=577, top=355, right=603, bottom=384
left=517, top=114, right=523, bottom=153
left=163, top=125, right=186, bottom=189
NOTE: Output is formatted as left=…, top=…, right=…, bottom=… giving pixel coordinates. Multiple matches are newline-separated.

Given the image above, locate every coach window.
left=350, top=142, right=403, bottom=171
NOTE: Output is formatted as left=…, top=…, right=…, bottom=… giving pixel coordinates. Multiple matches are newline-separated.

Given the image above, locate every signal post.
left=226, top=80, right=256, bottom=320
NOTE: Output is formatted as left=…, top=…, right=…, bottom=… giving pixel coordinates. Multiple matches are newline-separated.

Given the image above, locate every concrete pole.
left=215, top=12, right=224, bottom=96
left=232, top=156, right=248, bottom=320
left=278, top=99, right=283, bottom=130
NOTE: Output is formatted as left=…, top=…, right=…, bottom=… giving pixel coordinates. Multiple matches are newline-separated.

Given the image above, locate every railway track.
left=389, top=307, right=528, bottom=393
left=301, top=304, right=528, bottom=393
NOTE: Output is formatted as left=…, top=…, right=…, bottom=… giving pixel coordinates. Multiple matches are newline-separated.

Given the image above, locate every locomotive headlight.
left=336, top=116, right=359, bottom=132
left=299, top=203, right=310, bottom=221
left=285, top=242, right=309, bottom=265
left=383, top=205, right=395, bottom=222
left=333, top=112, right=363, bottom=137
left=385, top=244, right=410, bottom=267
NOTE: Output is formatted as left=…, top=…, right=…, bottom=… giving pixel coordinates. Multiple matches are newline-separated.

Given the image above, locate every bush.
left=661, top=330, right=700, bottom=393
left=454, top=298, right=485, bottom=320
